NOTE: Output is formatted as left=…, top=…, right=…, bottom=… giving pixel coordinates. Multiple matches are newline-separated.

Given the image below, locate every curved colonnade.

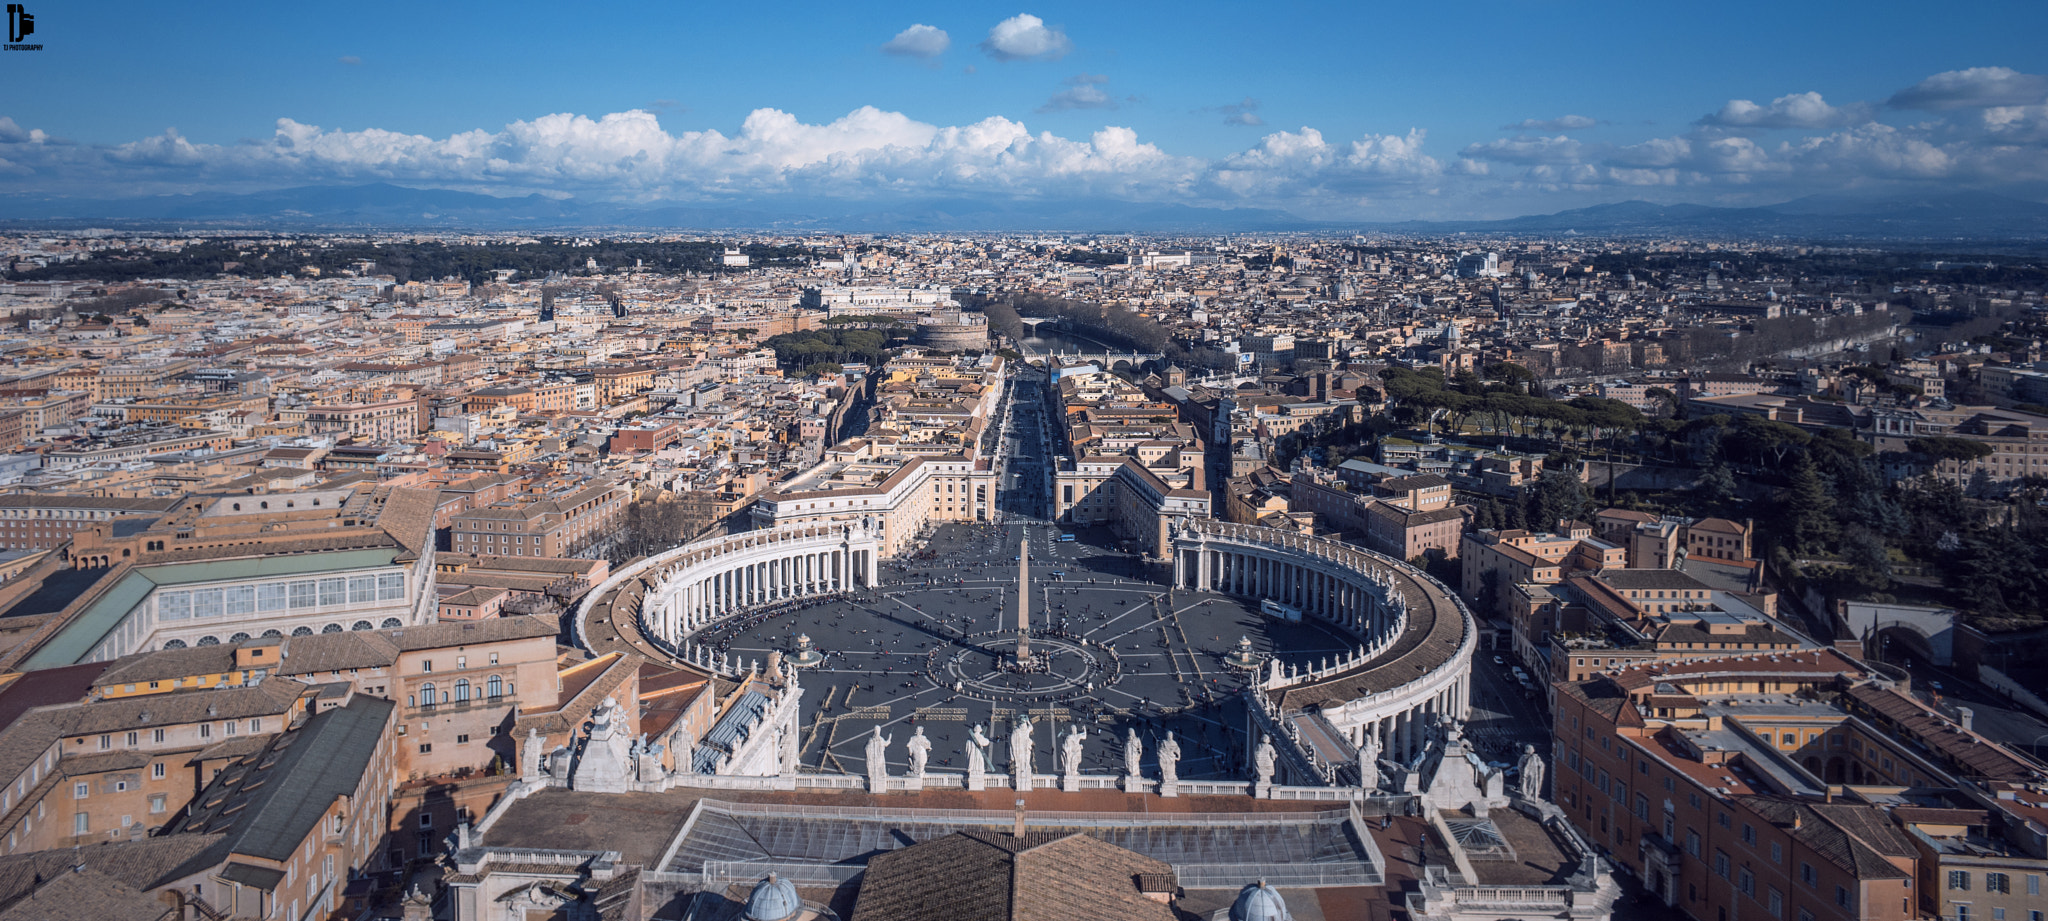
left=573, top=523, right=884, bottom=674
left=1172, top=521, right=1475, bottom=766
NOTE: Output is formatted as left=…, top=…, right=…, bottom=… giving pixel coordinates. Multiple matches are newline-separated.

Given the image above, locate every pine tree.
left=1785, top=456, right=1838, bottom=557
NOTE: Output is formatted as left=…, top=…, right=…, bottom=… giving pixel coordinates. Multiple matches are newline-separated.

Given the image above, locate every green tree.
left=1783, top=456, right=1838, bottom=556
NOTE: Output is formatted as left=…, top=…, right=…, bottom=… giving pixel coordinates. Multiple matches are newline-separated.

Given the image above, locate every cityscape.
left=2, top=4, right=2047, bottom=921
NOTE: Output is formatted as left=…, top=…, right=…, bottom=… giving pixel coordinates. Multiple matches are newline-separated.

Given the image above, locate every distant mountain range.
left=2, top=183, right=2046, bottom=239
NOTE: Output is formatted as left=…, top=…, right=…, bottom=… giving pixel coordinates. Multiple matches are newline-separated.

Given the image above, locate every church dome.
left=744, top=872, right=803, bottom=921
left=1231, top=880, right=1291, bottom=921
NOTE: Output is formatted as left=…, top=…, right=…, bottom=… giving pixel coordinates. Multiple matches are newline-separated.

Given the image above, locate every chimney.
left=1013, top=797, right=1027, bottom=837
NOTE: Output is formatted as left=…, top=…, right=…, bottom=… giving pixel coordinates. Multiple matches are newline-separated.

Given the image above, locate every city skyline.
left=1, top=0, right=2046, bottom=220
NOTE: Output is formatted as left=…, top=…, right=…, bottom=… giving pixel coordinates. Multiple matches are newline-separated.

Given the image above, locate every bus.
left=1260, top=599, right=1303, bottom=623
left=1058, top=533, right=1076, bottom=542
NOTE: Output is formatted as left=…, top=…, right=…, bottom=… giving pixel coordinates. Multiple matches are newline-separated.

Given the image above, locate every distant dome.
left=1231, top=880, right=1292, bottom=921
left=744, top=873, right=803, bottom=921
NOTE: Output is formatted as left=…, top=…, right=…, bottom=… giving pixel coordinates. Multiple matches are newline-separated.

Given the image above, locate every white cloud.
left=1889, top=67, right=2048, bottom=110
left=1462, top=135, right=1587, bottom=165
left=1698, top=92, right=1868, bottom=130
left=0, top=117, right=48, bottom=145
left=882, top=24, right=950, bottom=59
left=1039, top=74, right=1116, bottom=113
left=1502, top=115, right=1598, bottom=131
left=980, top=14, right=1071, bottom=62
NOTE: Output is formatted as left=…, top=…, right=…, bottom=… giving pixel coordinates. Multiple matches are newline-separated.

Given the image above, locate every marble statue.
left=765, top=650, right=785, bottom=684
left=1011, top=715, right=1035, bottom=775
left=1359, top=732, right=1382, bottom=792
left=1123, top=728, right=1142, bottom=778
left=521, top=726, right=543, bottom=781
left=1254, top=735, right=1277, bottom=786
left=1517, top=744, right=1546, bottom=800
left=906, top=726, right=931, bottom=778
left=1061, top=726, right=1085, bottom=777
left=865, top=727, right=892, bottom=778
left=966, top=723, right=991, bottom=782
left=1158, top=731, right=1181, bottom=785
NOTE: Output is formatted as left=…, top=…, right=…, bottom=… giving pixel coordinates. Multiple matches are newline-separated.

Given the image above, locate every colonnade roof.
left=1213, top=542, right=1468, bottom=712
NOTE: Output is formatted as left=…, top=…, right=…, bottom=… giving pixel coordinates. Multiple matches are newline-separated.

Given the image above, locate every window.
left=1836, top=885, right=1849, bottom=908
left=1952, top=870, right=1972, bottom=891
left=1718, top=812, right=1731, bottom=828
left=72, top=813, right=87, bottom=835
left=149, top=794, right=166, bottom=814
left=152, top=728, right=164, bottom=743
left=488, top=652, right=499, bottom=666
left=125, top=731, right=137, bottom=746
left=456, top=734, right=470, bottom=744
left=72, top=782, right=88, bottom=799
left=192, top=589, right=223, bottom=619
left=318, top=578, right=346, bottom=606
left=158, top=591, right=191, bottom=620
left=1767, top=888, right=1782, bottom=918
left=487, top=675, right=503, bottom=698
left=1987, top=873, right=2009, bottom=894
left=151, top=762, right=165, bottom=779
left=1738, top=868, right=1755, bottom=896
left=454, top=679, right=471, bottom=703
left=418, top=683, right=436, bottom=706
left=1771, top=842, right=1782, bottom=863
left=419, top=743, right=432, bottom=753
left=1741, top=823, right=1757, bottom=845
left=348, top=575, right=376, bottom=604
left=2029, top=875, right=2041, bottom=896
left=289, top=580, right=317, bottom=609
left=225, top=585, right=255, bottom=616
left=1687, top=830, right=1701, bottom=857
left=1801, top=862, right=1816, bottom=885
left=1715, top=851, right=1730, bottom=879
left=456, top=656, right=466, bottom=669
left=258, top=582, right=288, bottom=612
left=378, top=573, right=406, bottom=600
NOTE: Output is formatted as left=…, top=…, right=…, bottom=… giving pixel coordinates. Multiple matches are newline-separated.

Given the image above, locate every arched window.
left=290, top=626, right=313, bottom=637
left=261, top=629, right=283, bottom=638
left=380, top=618, right=403, bottom=629
left=196, top=636, right=220, bottom=646
left=321, top=623, right=343, bottom=634
left=352, top=621, right=373, bottom=631
left=454, top=678, right=471, bottom=703
left=419, top=683, right=436, bottom=706
left=230, top=632, right=251, bottom=643
left=162, top=639, right=188, bottom=650
left=486, top=675, right=503, bottom=698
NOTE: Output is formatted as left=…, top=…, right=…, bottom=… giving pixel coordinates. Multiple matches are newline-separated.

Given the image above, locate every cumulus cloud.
left=0, top=117, right=49, bottom=145
left=1502, top=115, right=1598, bottom=131
left=1889, top=66, right=2048, bottom=110
left=980, top=14, right=1070, bottom=61
left=1697, top=91, right=1868, bottom=130
left=11, top=63, right=2048, bottom=219
left=882, top=24, right=950, bottom=58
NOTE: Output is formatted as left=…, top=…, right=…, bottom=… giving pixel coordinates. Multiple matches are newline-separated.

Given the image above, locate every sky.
left=2, top=0, right=2046, bottom=221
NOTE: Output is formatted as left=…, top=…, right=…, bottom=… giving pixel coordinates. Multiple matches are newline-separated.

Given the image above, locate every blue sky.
left=2, top=0, right=2046, bottom=220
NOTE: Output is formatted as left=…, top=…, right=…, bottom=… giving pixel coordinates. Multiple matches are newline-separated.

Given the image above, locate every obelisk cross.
left=1016, top=537, right=1031, bottom=663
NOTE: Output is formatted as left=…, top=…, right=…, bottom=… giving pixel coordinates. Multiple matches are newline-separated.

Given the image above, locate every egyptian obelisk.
left=1015, top=538, right=1031, bottom=663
